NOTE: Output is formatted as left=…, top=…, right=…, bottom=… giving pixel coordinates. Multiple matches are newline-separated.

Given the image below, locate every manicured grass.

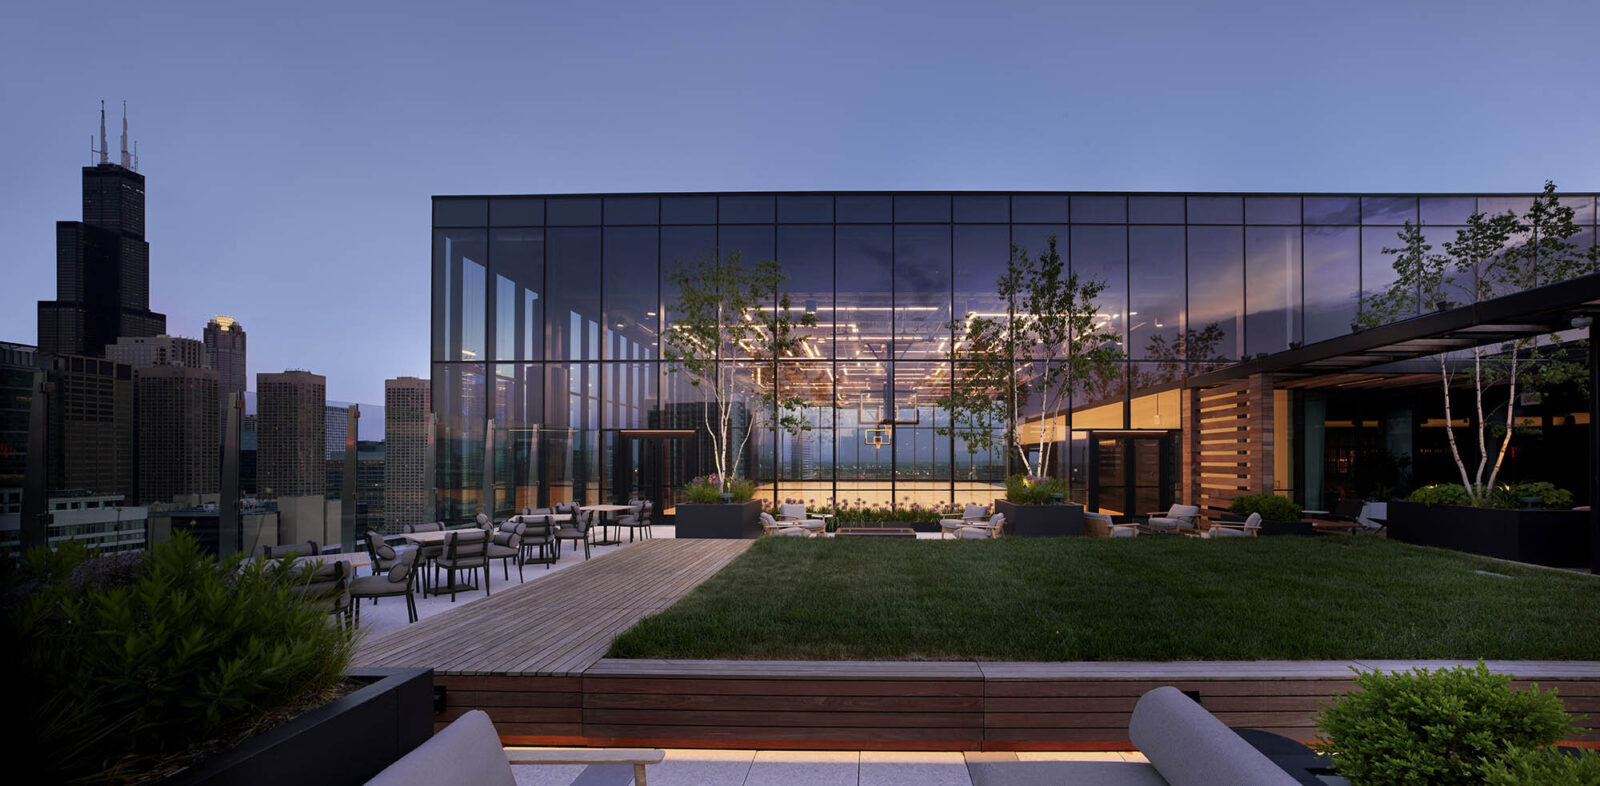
left=608, top=536, right=1600, bottom=661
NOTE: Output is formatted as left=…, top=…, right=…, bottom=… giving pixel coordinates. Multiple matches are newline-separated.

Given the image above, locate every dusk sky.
left=3, top=0, right=1597, bottom=405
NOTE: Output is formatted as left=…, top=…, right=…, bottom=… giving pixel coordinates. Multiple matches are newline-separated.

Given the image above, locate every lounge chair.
left=939, top=504, right=989, bottom=538
left=776, top=503, right=826, bottom=536
left=364, top=709, right=663, bottom=786
left=957, top=512, right=1005, bottom=539
left=759, top=511, right=806, bottom=537
left=1144, top=504, right=1201, bottom=535
left=1205, top=511, right=1262, bottom=538
left=1085, top=511, right=1137, bottom=537
left=350, top=547, right=419, bottom=625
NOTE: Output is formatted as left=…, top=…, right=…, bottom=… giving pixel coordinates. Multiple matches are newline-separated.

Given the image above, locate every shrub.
left=1005, top=474, right=1066, bottom=504
left=684, top=474, right=758, bottom=504
left=1408, top=482, right=1480, bottom=507
left=819, top=501, right=944, bottom=525
left=3, top=532, right=358, bottom=783
left=1481, top=744, right=1600, bottom=786
left=1226, top=493, right=1302, bottom=522
left=1314, top=662, right=1579, bottom=786
left=1407, top=481, right=1574, bottom=510
left=1506, top=481, right=1574, bottom=510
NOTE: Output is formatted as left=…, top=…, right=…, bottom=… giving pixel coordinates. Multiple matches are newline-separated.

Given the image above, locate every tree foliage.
left=662, top=253, right=816, bottom=491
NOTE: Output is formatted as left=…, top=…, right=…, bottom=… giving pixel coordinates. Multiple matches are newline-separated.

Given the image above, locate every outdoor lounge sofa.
left=968, top=686, right=1302, bottom=785
left=1085, top=511, right=1138, bottom=537
left=1143, top=504, right=1201, bottom=535
left=364, top=708, right=663, bottom=786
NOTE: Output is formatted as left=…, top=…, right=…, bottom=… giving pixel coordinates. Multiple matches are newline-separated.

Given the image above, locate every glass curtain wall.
left=431, top=193, right=1600, bottom=521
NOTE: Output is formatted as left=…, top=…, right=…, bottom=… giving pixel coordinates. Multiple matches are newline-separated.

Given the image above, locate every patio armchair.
left=1084, top=511, right=1137, bottom=537
left=775, top=503, right=826, bottom=536
left=403, top=521, right=445, bottom=591
left=956, top=512, right=1005, bottom=539
left=1204, top=511, right=1262, bottom=538
left=939, top=504, right=990, bottom=538
left=255, top=540, right=320, bottom=559
left=289, top=558, right=351, bottom=624
left=437, top=528, right=491, bottom=602
left=364, top=529, right=402, bottom=576
left=553, top=509, right=593, bottom=560
left=488, top=520, right=524, bottom=581
left=759, top=511, right=806, bottom=537
left=615, top=500, right=649, bottom=542
left=516, top=514, right=556, bottom=568
left=1144, top=504, right=1201, bottom=535
left=350, top=547, right=419, bottom=625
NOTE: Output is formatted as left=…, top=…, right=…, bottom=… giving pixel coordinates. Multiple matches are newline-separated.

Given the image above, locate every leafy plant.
left=1407, top=481, right=1574, bottom=510
left=662, top=253, right=816, bottom=493
left=1507, top=481, right=1574, bottom=510
left=936, top=235, right=1124, bottom=478
left=683, top=474, right=756, bottom=503
left=816, top=500, right=948, bottom=525
left=1226, top=493, right=1303, bottom=522
left=1314, top=662, right=1579, bottom=786
left=1005, top=474, right=1067, bottom=504
left=4, top=532, right=358, bottom=783
left=1408, top=483, right=1480, bottom=507
left=1481, top=743, right=1600, bottom=786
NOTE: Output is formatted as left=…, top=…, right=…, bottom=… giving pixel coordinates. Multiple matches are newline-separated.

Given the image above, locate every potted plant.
left=3, top=533, right=432, bottom=785
left=993, top=474, right=1085, bottom=537
left=661, top=252, right=814, bottom=538
left=674, top=474, right=763, bottom=539
left=1387, top=481, right=1588, bottom=567
left=1222, top=493, right=1312, bottom=536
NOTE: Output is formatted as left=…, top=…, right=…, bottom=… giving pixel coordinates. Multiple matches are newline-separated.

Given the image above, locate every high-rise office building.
left=1, top=342, right=38, bottom=500
left=105, top=334, right=205, bottom=370
left=37, top=105, right=165, bottom=358
left=135, top=366, right=219, bottom=503
left=256, top=370, right=325, bottom=497
left=47, top=354, right=136, bottom=499
left=325, top=404, right=351, bottom=461
left=240, top=413, right=258, bottom=496
left=384, top=376, right=431, bottom=530
left=204, top=316, right=247, bottom=398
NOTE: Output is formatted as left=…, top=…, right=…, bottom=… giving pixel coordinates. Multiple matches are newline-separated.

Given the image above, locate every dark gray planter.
left=1386, top=501, right=1590, bottom=568
left=994, top=500, right=1085, bottom=537
left=173, top=667, right=434, bottom=786
left=1219, top=512, right=1316, bottom=536
left=674, top=500, right=763, bottom=539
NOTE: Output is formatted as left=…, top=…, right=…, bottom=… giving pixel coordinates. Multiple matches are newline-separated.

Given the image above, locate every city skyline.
left=4, top=1, right=1600, bottom=404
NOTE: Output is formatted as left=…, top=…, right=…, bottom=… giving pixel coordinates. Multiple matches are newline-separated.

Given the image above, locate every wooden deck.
left=354, top=539, right=1600, bottom=749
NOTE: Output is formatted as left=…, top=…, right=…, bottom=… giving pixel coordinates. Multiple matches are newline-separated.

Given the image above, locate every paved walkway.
left=508, top=749, right=1152, bottom=786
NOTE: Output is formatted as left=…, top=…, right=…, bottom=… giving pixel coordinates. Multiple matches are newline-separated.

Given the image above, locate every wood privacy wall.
left=1183, top=374, right=1275, bottom=516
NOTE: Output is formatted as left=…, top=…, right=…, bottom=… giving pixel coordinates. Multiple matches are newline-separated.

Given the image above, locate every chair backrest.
left=1243, top=512, right=1263, bottom=531
left=779, top=503, right=807, bottom=520
left=364, top=709, right=516, bottom=786
left=263, top=541, right=319, bottom=559
left=758, top=512, right=779, bottom=534
left=526, top=507, right=552, bottom=516
left=493, top=521, right=524, bottom=549
left=292, top=560, right=349, bottom=613
left=386, top=547, right=419, bottom=587
left=1168, top=504, right=1201, bottom=522
left=446, top=529, right=488, bottom=561
left=638, top=501, right=653, bottom=522
left=1083, top=512, right=1114, bottom=537
left=570, top=509, right=593, bottom=532
left=554, top=501, right=575, bottom=514
left=988, top=513, right=1005, bottom=537
left=963, top=503, right=988, bottom=520
left=475, top=512, right=490, bottom=527
left=406, top=521, right=444, bottom=533
left=367, top=530, right=396, bottom=562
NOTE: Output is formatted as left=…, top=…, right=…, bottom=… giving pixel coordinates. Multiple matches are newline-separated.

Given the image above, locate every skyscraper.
left=135, top=366, right=219, bottom=503
left=1, top=342, right=38, bottom=504
left=37, top=104, right=165, bottom=358
left=325, top=404, right=350, bottom=461
left=105, top=334, right=205, bottom=370
left=384, top=376, right=431, bottom=530
left=256, top=370, right=325, bottom=498
left=203, top=316, right=247, bottom=398
left=47, top=354, right=136, bottom=499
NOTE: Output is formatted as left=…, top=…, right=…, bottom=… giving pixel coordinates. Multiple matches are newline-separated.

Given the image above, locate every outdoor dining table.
left=579, top=504, right=634, bottom=546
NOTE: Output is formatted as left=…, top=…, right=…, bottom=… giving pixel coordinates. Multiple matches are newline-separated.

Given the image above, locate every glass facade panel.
left=1420, top=197, right=1474, bottom=225
left=1071, top=225, right=1127, bottom=351
left=1303, top=227, right=1359, bottom=343
left=778, top=195, right=833, bottom=223
left=836, top=194, right=892, bottom=222
left=1479, top=196, right=1534, bottom=216
left=720, top=195, right=775, bottom=224
left=604, top=196, right=658, bottom=225
left=435, top=199, right=487, bottom=227
left=492, top=363, right=543, bottom=514
left=433, top=362, right=485, bottom=522
left=954, top=195, right=1008, bottom=223
left=603, top=227, right=658, bottom=359
left=1362, top=196, right=1417, bottom=225
left=777, top=362, right=833, bottom=483
left=490, top=198, right=543, bottom=226
left=1186, top=227, right=1243, bottom=363
left=893, top=224, right=952, bottom=359
left=1304, top=197, right=1360, bottom=225
left=1128, top=226, right=1185, bottom=367
left=1012, top=195, right=1068, bottom=223
left=491, top=228, right=542, bottom=360
left=433, top=228, right=487, bottom=362
left=1245, top=227, right=1301, bottom=355
left=954, top=224, right=1009, bottom=321
left=894, top=194, right=951, bottom=223
left=1571, top=196, right=1596, bottom=225
left=1187, top=196, right=1242, bottom=225
left=836, top=225, right=893, bottom=361
left=778, top=225, right=834, bottom=358
left=1361, top=226, right=1409, bottom=319
left=546, top=228, right=602, bottom=360
left=661, top=195, right=716, bottom=224
left=1071, top=195, right=1125, bottom=223
left=835, top=359, right=892, bottom=484
left=1129, top=196, right=1184, bottom=224
left=1246, top=197, right=1300, bottom=225
left=547, top=197, right=602, bottom=226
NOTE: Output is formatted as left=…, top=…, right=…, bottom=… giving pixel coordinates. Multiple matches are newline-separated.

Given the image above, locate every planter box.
left=1218, top=512, right=1316, bottom=537
left=173, top=667, right=434, bottom=786
left=994, top=500, right=1086, bottom=537
left=1387, top=501, right=1591, bottom=568
left=674, top=500, right=763, bottom=539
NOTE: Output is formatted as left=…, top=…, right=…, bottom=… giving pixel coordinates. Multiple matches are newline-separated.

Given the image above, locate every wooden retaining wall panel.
left=434, top=674, right=583, bottom=740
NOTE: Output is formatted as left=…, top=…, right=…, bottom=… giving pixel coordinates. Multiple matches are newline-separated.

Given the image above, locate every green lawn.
left=608, top=536, right=1600, bottom=661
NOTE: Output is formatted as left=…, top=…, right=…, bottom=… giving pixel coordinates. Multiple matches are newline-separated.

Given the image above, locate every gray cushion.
left=365, top=709, right=515, bottom=786
left=1130, top=687, right=1298, bottom=786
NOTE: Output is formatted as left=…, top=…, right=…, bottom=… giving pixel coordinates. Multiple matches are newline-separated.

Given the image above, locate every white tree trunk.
left=1439, top=353, right=1473, bottom=491
left=1485, top=348, right=1519, bottom=493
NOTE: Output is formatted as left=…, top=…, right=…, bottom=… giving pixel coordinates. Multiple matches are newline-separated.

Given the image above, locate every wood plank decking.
left=353, top=538, right=1600, bottom=749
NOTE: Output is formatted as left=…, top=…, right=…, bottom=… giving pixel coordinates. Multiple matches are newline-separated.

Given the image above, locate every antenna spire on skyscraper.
left=98, top=100, right=108, bottom=165
left=120, top=101, right=131, bottom=168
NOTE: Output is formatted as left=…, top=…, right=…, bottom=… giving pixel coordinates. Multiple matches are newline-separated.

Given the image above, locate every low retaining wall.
left=433, top=660, right=1600, bottom=751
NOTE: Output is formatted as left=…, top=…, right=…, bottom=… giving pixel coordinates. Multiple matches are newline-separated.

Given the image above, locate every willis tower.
left=37, top=101, right=166, bottom=357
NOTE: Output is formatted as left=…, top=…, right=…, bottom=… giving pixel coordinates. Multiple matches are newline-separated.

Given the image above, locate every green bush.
left=1005, top=474, right=1066, bottom=504
left=1226, top=493, right=1302, bottom=521
left=3, top=532, right=358, bottom=783
left=1314, top=662, right=1579, bottom=786
left=1408, top=483, right=1480, bottom=507
left=1481, top=744, right=1600, bottom=786
left=1506, top=481, right=1574, bottom=510
left=818, top=500, right=945, bottom=525
left=684, top=474, right=758, bottom=504
left=1407, top=481, right=1574, bottom=510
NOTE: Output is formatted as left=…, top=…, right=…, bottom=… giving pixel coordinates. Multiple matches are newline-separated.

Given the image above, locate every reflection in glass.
left=435, top=199, right=487, bottom=227
left=1361, top=227, right=1405, bottom=319
left=894, top=225, right=952, bottom=360
left=491, top=198, right=543, bottom=227
left=661, top=196, right=716, bottom=224
left=1186, top=227, right=1243, bottom=362
left=547, top=198, right=602, bottom=226
left=778, top=225, right=834, bottom=358
left=604, top=197, right=658, bottom=225
left=778, top=195, right=833, bottom=223
left=491, top=229, right=542, bottom=361
left=892, top=362, right=950, bottom=509
left=954, top=224, right=1009, bottom=323
left=433, top=362, right=485, bottom=522
left=1187, top=196, right=1241, bottom=224
left=604, top=227, right=659, bottom=359
left=1012, top=195, right=1068, bottom=223
left=1420, top=197, right=1474, bottom=225
left=1245, top=227, right=1301, bottom=355
left=1303, top=227, right=1359, bottom=342
left=836, top=195, right=892, bottom=222
left=954, top=195, right=1008, bottom=223
left=894, top=194, right=951, bottom=223
left=1071, top=195, right=1125, bottom=223
left=1071, top=226, right=1127, bottom=351
left=835, top=360, right=891, bottom=483
left=546, top=228, right=602, bottom=361
left=1128, top=226, right=1185, bottom=367
left=1129, top=196, right=1184, bottom=224
left=434, top=229, right=487, bottom=362
left=837, top=225, right=893, bottom=362
left=1245, top=197, right=1300, bottom=225
left=720, top=195, right=775, bottom=224
left=1304, top=197, right=1361, bottom=225
left=1361, top=196, right=1417, bottom=225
